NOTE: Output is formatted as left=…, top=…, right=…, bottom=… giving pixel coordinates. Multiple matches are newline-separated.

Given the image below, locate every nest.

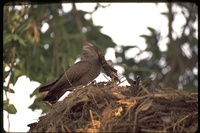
left=28, top=81, right=198, bottom=132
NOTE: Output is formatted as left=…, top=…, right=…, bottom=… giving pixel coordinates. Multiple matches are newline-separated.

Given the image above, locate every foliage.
left=115, top=3, right=198, bottom=92
left=3, top=3, right=116, bottom=114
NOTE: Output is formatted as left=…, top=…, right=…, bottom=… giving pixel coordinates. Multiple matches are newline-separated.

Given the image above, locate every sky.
left=3, top=3, right=196, bottom=132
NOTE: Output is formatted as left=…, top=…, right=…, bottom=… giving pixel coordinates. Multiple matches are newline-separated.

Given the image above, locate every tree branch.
left=72, top=3, right=86, bottom=44
left=163, top=3, right=176, bottom=86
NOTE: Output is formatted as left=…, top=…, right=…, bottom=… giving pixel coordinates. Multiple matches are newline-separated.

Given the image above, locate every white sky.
left=4, top=3, right=196, bottom=132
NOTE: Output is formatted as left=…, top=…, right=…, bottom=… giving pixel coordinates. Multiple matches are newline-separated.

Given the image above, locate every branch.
left=95, top=46, right=120, bottom=82
left=163, top=3, right=176, bottom=86
left=4, top=47, right=16, bottom=132
left=72, top=3, right=86, bottom=44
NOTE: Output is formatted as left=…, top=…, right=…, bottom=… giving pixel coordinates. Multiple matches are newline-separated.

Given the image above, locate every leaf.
left=28, top=97, right=49, bottom=113
left=4, top=34, right=13, bottom=44
left=3, top=100, right=8, bottom=105
left=18, top=37, right=26, bottom=46
left=4, top=87, right=15, bottom=93
left=13, top=68, right=22, bottom=82
left=160, top=12, right=168, bottom=16
left=3, top=103, right=17, bottom=114
left=140, top=35, right=150, bottom=39
left=10, top=72, right=20, bottom=86
left=5, top=34, right=26, bottom=47
left=40, top=55, right=45, bottom=64
left=147, top=27, right=155, bottom=33
left=12, top=34, right=19, bottom=41
left=122, top=46, right=139, bottom=51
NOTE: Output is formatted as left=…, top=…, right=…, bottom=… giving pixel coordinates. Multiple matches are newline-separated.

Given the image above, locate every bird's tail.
left=42, top=88, right=68, bottom=104
left=39, top=74, right=64, bottom=92
left=38, top=83, right=55, bottom=92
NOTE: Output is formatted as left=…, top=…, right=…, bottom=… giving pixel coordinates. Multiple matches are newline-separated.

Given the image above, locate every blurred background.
left=3, top=3, right=198, bottom=132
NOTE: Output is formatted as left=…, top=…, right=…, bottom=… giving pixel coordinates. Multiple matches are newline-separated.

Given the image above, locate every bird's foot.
left=135, top=76, right=141, bottom=86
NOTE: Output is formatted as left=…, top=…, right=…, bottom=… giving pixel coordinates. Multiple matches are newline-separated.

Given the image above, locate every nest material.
left=28, top=81, right=198, bottom=132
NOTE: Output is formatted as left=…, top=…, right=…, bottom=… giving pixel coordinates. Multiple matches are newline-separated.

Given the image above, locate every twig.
left=89, top=110, right=95, bottom=129
left=95, top=47, right=120, bottom=82
left=4, top=47, right=16, bottom=132
left=72, top=3, right=86, bottom=44
left=164, top=112, right=198, bottom=131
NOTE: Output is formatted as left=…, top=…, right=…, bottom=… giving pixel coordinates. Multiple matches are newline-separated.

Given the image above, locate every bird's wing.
left=38, top=74, right=64, bottom=92
left=42, top=61, right=92, bottom=103
left=65, top=60, right=93, bottom=84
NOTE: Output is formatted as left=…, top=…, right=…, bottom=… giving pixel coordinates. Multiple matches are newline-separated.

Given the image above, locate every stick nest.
left=28, top=81, right=198, bottom=132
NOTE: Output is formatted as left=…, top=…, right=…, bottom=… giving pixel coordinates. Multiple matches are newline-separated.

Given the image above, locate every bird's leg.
left=90, top=80, right=97, bottom=85
left=135, top=76, right=141, bottom=86
left=43, top=101, right=52, bottom=108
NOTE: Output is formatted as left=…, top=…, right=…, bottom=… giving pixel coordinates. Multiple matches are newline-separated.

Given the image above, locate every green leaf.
left=4, top=34, right=13, bottom=44
left=160, top=12, right=168, bottom=16
left=122, top=46, right=139, bottom=51
left=4, top=87, right=15, bottom=93
left=14, top=68, right=22, bottom=79
left=3, top=100, right=8, bottom=105
left=40, top=55, right=45, bottom=63
left=147, top=27, right=155, bottom=33
left=140, top=35, right=150, bottom=38
left=3, top=103, right=17, bottom=114
left=18, top=37, right=26, bottom=46
left=28, top=97, right=49, bottom=113
left=12, top=34, right=19, bottom=41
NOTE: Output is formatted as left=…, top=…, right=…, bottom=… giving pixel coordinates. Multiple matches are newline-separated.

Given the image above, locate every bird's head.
left=81, top=42, right=102, bottom=60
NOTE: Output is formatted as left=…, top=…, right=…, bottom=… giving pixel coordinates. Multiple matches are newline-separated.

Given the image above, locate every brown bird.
left=39, top=42, right=102, bottom=104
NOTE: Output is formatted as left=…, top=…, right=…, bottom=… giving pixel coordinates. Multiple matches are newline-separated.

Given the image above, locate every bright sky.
left=4, top=3, right=194, bottom=132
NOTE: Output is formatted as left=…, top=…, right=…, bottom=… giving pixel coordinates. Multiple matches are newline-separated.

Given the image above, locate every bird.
left=38, top=42, right=102, bottom=104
